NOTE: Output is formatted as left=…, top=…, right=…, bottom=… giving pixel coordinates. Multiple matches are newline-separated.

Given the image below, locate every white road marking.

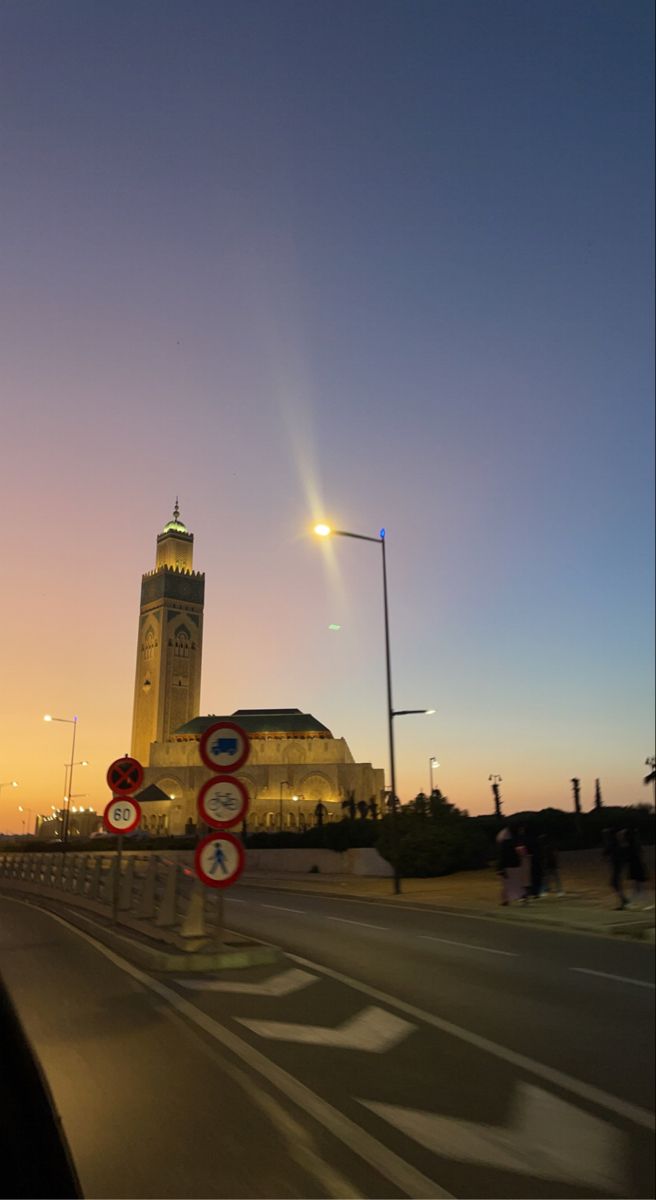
left=326, top=916, right=387, bottom=930
left=361, top=1082, right=627, bottom=1194
left=260, top=903, right=304, bottom=914
left=287, top=951, right=655, bottom=1131
left=175, top=967, right=317, bottom=996
left=239, top=1005, right=414, bottom=1052
left=419, top=934, right=517, bottom=957
left=225, top=897, right=246, bottom=903
left=5, top=898, right=450, bottom=1199
left=572, top=967, right=655, bottom=989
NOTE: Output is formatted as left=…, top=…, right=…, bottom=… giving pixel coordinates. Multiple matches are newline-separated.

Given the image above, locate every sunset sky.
left=1, top=0, right=653, bottom=832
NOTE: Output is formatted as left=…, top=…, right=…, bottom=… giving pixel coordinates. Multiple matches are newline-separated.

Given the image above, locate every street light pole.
left=429, top=756, right=439, bottom=798
left=44, top=714, right=78, bottom=851
left=314, top=523, right=435, bottom=896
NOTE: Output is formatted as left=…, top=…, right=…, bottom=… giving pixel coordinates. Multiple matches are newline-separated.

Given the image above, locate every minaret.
left=130, top=501, right=204, bottom=765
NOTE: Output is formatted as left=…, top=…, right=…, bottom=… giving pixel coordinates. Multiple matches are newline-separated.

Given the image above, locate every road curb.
left=1, top=892, right=280, bottom=972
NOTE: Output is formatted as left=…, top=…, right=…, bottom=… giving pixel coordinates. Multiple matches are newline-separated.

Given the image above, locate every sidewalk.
left=240, top=861, right=656, bottom=942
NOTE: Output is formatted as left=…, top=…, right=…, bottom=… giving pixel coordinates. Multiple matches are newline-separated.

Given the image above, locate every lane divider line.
left=326, top=916, right=388, bottom=931
left=571, top=967, right=655, bottom=989
left=419, top=934, right=518, bottom=957
left=260, top=904, right=305, bottom=914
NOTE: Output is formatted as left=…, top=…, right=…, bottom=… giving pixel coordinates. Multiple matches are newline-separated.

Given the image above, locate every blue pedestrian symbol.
left=211, top=736, right=238, bottom=757
left=209, top=841, right=229, bottom=876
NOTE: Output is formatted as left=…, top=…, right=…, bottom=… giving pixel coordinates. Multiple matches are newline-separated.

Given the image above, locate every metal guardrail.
left=0, top=851, right=220, bottom=948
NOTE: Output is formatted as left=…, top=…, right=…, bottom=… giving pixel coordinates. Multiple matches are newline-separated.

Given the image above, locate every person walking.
left=496, top=827, right=523, bottom=904
left=541, top=835, right=564, bottom=896
left=604, top=828, right=628, bottom=910
left=625, top=827, right=649, bottom=906
left=527, top=828, right=544, bottom=899
left=515, top=825, right=532, bottom=902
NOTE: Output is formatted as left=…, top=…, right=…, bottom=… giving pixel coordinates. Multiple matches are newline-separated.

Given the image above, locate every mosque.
left=132, top=504, right=385, bottom=835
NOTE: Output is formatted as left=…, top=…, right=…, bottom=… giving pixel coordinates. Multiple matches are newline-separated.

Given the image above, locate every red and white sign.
left=194, top=832, right=245, bottom=889
left=103, top=796, right=142, bottom=835
left=199, top=721, right=250, bottom=773
left=106, top=756, right=144, bottom=795
left=198, top=775, right=249, bottom=830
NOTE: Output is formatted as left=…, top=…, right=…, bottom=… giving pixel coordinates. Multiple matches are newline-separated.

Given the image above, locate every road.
left=0, top=885, right=653, bottom=1199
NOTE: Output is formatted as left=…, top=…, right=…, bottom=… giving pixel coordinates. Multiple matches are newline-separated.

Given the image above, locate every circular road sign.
left=106, top=756, right=144, bottom=795
left=103, top=796, right=142, bottom=835
left=195, top=832, right=245, bottom=889
left=199, top=721, right=250, bottom=773
left=198, top=775, right=250, bottom=830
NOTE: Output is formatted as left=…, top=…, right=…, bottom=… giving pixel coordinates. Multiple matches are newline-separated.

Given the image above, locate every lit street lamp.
left=429, top=756, right=440, bottom=797
left=0, top=780, right=18, bottom=798
left=44, top=714, right=79, bottom=850
left=314, top=522, right=434, bottom=894
left=17, top=805, right=34, bottom=836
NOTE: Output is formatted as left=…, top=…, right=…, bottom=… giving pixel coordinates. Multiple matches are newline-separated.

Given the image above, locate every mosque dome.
left=162, top=499, right=188, bottom=535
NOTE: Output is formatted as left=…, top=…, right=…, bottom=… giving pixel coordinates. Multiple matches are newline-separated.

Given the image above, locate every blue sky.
left=0, top=0, right=653, bottom=825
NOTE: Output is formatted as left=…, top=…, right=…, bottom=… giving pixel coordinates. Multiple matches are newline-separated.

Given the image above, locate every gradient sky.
left=1, top=0, right=654, bottom=832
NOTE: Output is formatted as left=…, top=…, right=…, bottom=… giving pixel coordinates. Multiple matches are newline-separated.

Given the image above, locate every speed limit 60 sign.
left=103, top=796, right=142, bottom=835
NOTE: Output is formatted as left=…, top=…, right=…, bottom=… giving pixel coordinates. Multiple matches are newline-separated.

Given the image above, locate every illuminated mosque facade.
left=131, top=505, right=385, bottom=834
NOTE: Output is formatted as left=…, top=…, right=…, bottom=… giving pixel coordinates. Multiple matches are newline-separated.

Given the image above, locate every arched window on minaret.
left=174, top=627, right=191, bottom=658
left=142, top=627, right=157, bottom=661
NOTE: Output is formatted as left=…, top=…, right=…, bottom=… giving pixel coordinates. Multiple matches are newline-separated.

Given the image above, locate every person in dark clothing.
left=541, top=836, right=564, bottom=895
left=528, top=831, right=544, bottom=899
left=496, top=827, right=522, bottom=904
left=603, top=828, right=628, bottom=910
left=625, top=828, right=649, bottom=905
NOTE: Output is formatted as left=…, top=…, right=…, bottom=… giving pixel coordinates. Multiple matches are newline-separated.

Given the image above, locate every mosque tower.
left=130, top=501, right=205, bottom=765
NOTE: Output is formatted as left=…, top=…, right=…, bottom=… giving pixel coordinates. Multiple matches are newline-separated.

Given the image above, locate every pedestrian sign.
left=106, top=756, right=144, bottom=795
left=199, top=721, right=250, bottom=773
left=195, top=832, right=245, bottom=889
left=198, top=775, right=249, bottom=830
left=103, top=796, right=142, bottom=835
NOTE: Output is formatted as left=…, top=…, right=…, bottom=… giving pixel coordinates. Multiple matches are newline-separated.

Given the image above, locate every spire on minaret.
left=161, top=499, right=188, bottom=536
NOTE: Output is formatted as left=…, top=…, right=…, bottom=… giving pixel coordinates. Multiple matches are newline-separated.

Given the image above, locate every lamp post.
left=279, top=780, right=289, bottom=832
left=429, top=756, right=440, bottom=798
left=0, top=780, right=18, bottom=801
left=489, top=774, right=503, bottom=820
left=17, top=805, right=34, bottom=835
left=314, top=522, right=434, bottom=894
left=44, top=714, right=78, bottom=850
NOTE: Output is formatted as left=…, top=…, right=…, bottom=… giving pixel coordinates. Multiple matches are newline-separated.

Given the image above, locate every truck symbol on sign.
left=211, top=736, right=238, bottom=756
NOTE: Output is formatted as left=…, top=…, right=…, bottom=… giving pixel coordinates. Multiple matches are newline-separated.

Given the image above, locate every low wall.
left=243, top=847, right=393, bottom=877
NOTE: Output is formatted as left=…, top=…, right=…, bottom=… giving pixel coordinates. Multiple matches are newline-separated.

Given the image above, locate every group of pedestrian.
left=603, top=827, right=651, bottom=911
left=496, top=826, right=562, bottom=905
left=496, top=823, right=651, bottom=909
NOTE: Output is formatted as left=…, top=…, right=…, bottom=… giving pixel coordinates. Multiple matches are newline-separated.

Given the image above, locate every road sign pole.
left=214, top=890, right=224, bottom=948
left=113, top=838, right=123, bottom=926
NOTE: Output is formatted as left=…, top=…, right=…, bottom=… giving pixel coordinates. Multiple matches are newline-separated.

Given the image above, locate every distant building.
left=131, top=506, right=384, bottom=834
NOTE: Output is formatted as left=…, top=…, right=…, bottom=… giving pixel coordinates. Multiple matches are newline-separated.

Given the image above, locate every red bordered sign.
left=106, top=756, right=144, bottom=795
left=103, top=796, right=142, bottom=835
left=198, top=776, right=249, bottom=830
left=199, top=721, right=250, bottom=773
left=194, top=832, right=245, bottom=889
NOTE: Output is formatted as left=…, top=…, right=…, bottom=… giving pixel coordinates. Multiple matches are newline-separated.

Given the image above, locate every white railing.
left=0, top=851, right=218, bottom=947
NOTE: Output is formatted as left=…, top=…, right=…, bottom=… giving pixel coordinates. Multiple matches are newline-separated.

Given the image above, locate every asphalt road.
left=0, top=887, right=654, bottom=1200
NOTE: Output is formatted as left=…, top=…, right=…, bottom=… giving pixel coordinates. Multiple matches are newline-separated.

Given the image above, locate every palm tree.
left=644, top=757, right=656, bottom=806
